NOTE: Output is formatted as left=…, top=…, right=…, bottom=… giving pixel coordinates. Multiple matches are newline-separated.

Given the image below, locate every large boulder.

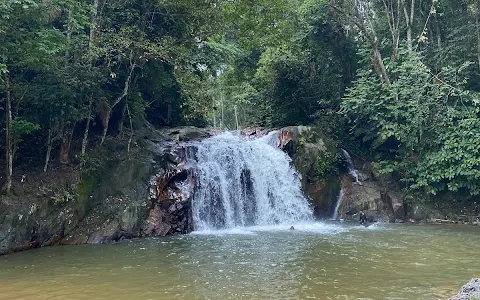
left=337, top=157, right=407, bottom=222
left=340, top=174, right=406, bottom=222
left=449, top=278, right=480, bottom=300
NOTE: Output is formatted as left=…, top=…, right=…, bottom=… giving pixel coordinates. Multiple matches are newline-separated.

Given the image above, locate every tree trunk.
left=81, top=118, right=90, bottom=155
left=89, top=0, right=100, bottom=53
left=372, top=47, right=391, bottom=85
left=212, top=97, right=217, bottom=129
left=126, top=103, right=133, bottom=153
left=330, top=2, right=391, bottom=85
left=392, top=31, right=400, bottom=59
left=234, top=105, right=239, bottom=130
left=403, top=0, right=415, bottom=51
left=383, top=0, right=401, bottom=60
left=220, top=94, right=224, bottom=129
left=435, top=13, right=442, bottom=51
left=65, top=9, right=73, bottom=60
left=59, top=123, right=74, bottom=165
left=117, top=102, right=128, bottom=138
left=100, top=108, right=111, bottom=146
left=79, top=0, right=99, bottom=152
left=477, top=0, right=480, bottom=70
left=406, top=26, right=412, bottom=51
left=100, top=59, right=135, bottom=146
left=44, top=126, right=53, bottom=172
left=4, top=72, right=13, bottom=194
left=243, top=106, right=246, bottom=127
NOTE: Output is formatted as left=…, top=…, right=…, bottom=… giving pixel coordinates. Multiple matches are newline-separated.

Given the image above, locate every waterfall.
left=331, top=150, right=360, bottom=220
left=341, top=149, right=360, bottom=184
left=187, top=132, right=313, bottom=231
left=331, top=189, right=345, bottom=220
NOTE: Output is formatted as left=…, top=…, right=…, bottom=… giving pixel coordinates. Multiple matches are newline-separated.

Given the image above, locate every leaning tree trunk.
left=100, top=107, right=111, bottom=146
left=330, top=2, right=391, bottom=85
left=4, top=72, right=13, bottom=194
left=383, top=0, right=401, bottom=60
left=372, top=46, right=391, bottom=85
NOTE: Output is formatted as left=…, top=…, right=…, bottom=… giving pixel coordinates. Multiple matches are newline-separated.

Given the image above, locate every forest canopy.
left=1, top=0, right=479, bottom=203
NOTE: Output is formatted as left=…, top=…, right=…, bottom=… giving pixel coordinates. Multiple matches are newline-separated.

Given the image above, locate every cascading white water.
left=341, top=149, right=360, bottom=183
left=331, top=189, right=345, bottom=220
left=187, top=132, right=313, bottom=231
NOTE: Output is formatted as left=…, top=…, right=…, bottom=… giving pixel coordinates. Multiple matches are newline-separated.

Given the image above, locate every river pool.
left=1, top=223, right=479, bottom=300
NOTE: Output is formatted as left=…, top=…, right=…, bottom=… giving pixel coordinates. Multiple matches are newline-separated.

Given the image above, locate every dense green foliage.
left=335, top=0, right=480, bottom=200
left=1, top=0, right=480, bottom=204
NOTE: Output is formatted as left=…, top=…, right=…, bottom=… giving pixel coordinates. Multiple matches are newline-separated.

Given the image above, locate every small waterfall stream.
left=331, top=189, right=345, bottom=220
left=187, top=132, right=312, bottom=231
left=331, top=149, right=361, bottom=220
left=341, top=149, right=360, bottom=184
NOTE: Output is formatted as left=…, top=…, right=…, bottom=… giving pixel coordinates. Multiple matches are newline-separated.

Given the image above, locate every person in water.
left=359, top=210, right=368, bottom=225
left=289, top=226, right=295, bottom=230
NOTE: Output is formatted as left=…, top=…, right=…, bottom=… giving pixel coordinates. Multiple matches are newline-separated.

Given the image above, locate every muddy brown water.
left=0, top=223, right=479, bottom=300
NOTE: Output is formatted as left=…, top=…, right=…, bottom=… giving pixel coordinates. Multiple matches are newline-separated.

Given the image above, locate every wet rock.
left=142, top=205, right=172, bottom=237
left=240, top=127, right=270, bottom=139
left=140, top=144, right=195, bottom=235
left=449, top=278, right=480, bottom=300
left=62, top=146, right=152, bottom=245
left=270, top=126, right=337, bottom=218
left=159, top=126, right=211, bottom=142
left=340, top=174, right=407, bottom=222
left=0, top=198, right=77, bottom=255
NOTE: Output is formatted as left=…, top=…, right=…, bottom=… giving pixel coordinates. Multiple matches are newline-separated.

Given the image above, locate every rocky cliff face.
left=141, top=146, right=195, bottom=236
left=339, top=171, right=407, bottom=222
left=0, top=126, right=210, bottom=255
left=272, top=126, right=340, bottom=219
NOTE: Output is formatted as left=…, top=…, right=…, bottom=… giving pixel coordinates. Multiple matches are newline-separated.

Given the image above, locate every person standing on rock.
left=359, top=210, right=368, bottom=225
